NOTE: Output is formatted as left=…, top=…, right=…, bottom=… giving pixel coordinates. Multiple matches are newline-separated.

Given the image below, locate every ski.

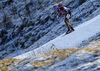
left=62, top=30, right=74, bottom=37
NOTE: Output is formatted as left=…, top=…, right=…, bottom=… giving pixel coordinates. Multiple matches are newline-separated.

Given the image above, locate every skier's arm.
left=53, top=6, right=62, bottom=17
left=54, top=9, right=62, bottom=17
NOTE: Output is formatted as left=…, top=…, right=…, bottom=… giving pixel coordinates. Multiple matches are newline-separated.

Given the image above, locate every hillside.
left=13, top=14, right=100, bottom=59
left=0, top=0, right=100, bottom=60
left=0, top=32, right=100, bottom=71
left=0, top=13, right=100, bottom=71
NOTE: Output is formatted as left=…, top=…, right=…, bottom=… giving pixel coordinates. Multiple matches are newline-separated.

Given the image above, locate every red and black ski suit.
left=58, top=6, right=74, bottom=33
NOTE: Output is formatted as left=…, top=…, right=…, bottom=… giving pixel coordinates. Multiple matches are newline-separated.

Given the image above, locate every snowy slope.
left=14, top=14, right=100, bottom=59
left=1, top=39, right=100, bottom=71
left=0, top=0, right=100, bottom=60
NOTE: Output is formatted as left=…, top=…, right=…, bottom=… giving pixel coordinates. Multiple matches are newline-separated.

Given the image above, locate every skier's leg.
left=65, top=18, right=70, bottom=33
left=67, top=21, right=74, bottom=31
left=70, top=26, right=74, bottom=31
left=65, top=14, right=74, bottom=31
left=65, top=14, right=71, bottom=29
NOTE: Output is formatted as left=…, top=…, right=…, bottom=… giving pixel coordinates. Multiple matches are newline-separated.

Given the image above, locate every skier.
left=53, top=4, right=74, bottom=34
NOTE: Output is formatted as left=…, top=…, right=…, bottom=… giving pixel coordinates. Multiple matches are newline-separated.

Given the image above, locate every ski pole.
left=76, top=0, right=83, bottom=23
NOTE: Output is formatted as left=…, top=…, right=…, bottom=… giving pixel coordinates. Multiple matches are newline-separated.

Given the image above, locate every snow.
left=14, top=14, right=100, bottom=59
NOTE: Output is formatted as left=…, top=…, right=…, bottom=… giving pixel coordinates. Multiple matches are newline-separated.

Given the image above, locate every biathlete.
left=53, top=4, right=74, bottom=34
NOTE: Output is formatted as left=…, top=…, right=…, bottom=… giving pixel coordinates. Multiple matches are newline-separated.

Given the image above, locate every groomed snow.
left=14, top=14, right=100, bottom=59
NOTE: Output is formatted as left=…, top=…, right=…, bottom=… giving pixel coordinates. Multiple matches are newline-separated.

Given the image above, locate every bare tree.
left=0, top=4, right=7, bottom=22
